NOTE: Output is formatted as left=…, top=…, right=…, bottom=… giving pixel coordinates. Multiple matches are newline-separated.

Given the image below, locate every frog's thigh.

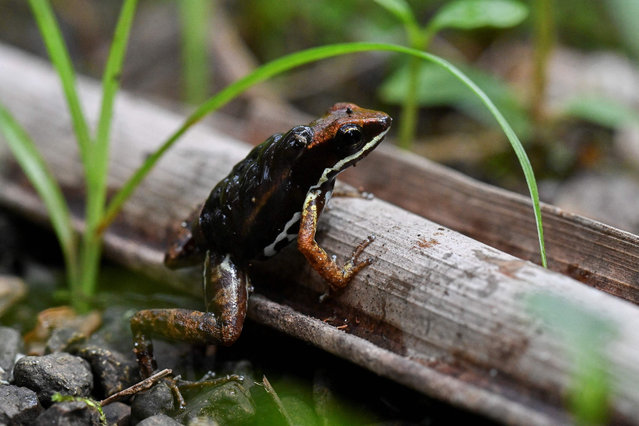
left=202, top=252, right=249, bottom=343
left=130, top=253, right=249, bottom=373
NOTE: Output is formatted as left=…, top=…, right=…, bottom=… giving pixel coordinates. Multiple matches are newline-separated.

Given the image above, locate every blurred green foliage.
left=379, top=60, right=531, bottom=138
left=528, top=293, right=616, bottom=425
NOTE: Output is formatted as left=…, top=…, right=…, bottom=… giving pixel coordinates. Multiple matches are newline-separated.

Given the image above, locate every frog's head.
left=309, top=103, right=391, bottom=170
left=290, top=103, right=391, bottom=187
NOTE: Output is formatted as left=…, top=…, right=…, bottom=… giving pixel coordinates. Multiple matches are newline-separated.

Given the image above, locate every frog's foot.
left=318, top=236, right=374, bottom=302
left=328, top=235, right=376, bottom=293
left=133, top=373, right=243, bottom=410
left=347, top=235, right=376, bottom=266
left=165, top=376, right=187, bottom=410
left=176, top=374, right=243, bottom=393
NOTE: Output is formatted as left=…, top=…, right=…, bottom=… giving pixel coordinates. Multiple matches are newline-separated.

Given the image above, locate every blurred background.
left=2, top=2, right=638, bottom=423
left=2, top=0, right=639, bottom=234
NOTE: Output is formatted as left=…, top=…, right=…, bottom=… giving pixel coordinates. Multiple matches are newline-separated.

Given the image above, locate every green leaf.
left=562, top=95, right=639, bottom=128
left=373, top=0, right=423, bottom=47
left=379, top=61, right=531, bottom=138
left=431, top=0, right=528, bottom=32
left=373, top=0, right=414, bottom=26
left=527, top=293, right=616, bottom=346
left=0, top=105, right=78, bottom=284
left=527, top=293, right=614, bottom=424
left=605, top=0, right=639, bottom=60
left=51, top=393, right=106, bottom=425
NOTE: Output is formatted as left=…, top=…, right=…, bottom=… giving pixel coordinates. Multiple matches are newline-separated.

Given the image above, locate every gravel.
left=13, top=352, right=93, bottom=407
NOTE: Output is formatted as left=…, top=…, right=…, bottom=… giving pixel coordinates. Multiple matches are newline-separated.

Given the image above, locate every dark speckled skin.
left=200, top=125, right=313, bottom=260
left=130, top=103, right=391, bottom=379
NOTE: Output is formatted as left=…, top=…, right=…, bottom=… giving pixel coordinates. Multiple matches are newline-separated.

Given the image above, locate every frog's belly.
left=262, top=211, right=301, bottom=257
left=260, top=187, right=333, bottom=258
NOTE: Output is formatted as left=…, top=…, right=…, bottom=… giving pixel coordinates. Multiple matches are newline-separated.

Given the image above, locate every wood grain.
left=341, top=146, right=639, bottom=304
left=2, top=43, right=639, bottom=425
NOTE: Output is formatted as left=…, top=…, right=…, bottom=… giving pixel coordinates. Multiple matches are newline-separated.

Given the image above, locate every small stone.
left=131, top=381, right=175, bottom=423
left=0, top=326, right=23, bottom=383
left=45, top=327, right=87, bottom=354
left=136, top=413, right=182, bottom=426
left=13, top=352, right=93, bottom=407
left=0, top=385, right=43, bottom=424
left=33, top=401, right=101, bottom=426
left=102, top=401, right=131, bottom=426
left=75, top=344, right=139, bottom=399
left=87, top=306, right=135, bottom=355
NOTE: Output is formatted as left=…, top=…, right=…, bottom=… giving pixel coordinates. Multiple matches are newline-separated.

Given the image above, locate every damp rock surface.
left=33, top=400, right=101, bottom=426
left=13, top=352, right=93, bottom=407
left=0, top=384, right=43, bottom=425
left=0, top=326, right=22, bottom=383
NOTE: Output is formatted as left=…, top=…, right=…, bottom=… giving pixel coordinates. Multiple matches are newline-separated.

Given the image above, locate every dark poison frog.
left=131, top=103, right=392, bottom=379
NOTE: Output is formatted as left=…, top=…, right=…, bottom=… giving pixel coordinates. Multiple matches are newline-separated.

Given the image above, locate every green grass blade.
left=89, top=0, right=138, bottom=213
left=79, top=0, right=138, bottom=306
left=0, top=104, right=78, bottom=286
left=101, top=42, right=546, bottom=266
left=417, top=50, right=547, bottom=268
left=28, top=0, right=91, bottom=163
left=94, top=0, right=138, bottom=168
left=179, top=0, right=212, bottom=104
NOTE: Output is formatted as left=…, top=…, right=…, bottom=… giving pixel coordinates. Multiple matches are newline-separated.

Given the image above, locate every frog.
left=130, top=103, right=392, bottom=380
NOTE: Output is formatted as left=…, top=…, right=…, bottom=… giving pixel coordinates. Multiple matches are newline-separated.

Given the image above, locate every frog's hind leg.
left=130, top=252, right=249, bottom=378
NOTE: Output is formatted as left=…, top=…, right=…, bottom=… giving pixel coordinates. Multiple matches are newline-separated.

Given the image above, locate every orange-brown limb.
left=297, top=191, right=374, bottom=294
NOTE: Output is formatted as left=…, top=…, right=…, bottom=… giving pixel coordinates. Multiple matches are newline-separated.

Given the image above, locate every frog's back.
left=199, top=127, right=314, bottom=261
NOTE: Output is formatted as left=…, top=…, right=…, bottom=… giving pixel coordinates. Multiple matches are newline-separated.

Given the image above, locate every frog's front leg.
left=297, top=190, right=374, bottom=295
left=130, top=252, right=249, bottom=378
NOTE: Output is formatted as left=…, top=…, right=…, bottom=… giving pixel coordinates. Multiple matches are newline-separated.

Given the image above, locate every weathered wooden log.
left=2, top=43, right=639, bottom=425
left=341, top=146, right=639, bottom=304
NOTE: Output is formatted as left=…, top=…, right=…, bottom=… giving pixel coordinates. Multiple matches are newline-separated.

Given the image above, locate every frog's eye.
left=336, top=124, right=364, bottom=153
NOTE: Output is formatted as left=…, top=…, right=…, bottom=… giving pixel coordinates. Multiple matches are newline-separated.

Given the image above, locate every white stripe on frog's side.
left=262, top=211, right=301, bottom=257
left=307, top=127, right=389, bottom=195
